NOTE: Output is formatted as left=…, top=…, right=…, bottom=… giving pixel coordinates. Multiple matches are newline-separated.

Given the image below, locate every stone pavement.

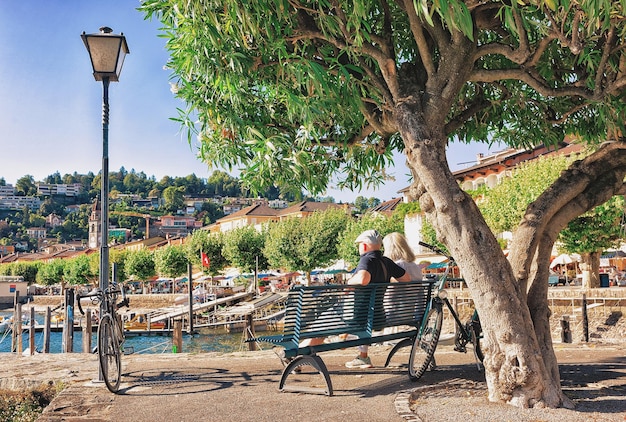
left=0, top=342, right=624, bottom=422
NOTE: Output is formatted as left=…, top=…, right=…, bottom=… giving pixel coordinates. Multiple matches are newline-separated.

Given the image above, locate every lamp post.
left=82, top=28, right=128, bottom=380
left=82, top=27, right=129, bottom=294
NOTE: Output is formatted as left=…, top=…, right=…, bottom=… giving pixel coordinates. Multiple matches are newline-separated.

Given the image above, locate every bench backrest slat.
left=281, top=281, right=433, bottom=340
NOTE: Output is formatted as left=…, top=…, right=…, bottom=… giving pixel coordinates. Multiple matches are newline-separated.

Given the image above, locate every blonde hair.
left=383, top=232, right=415, bottom=262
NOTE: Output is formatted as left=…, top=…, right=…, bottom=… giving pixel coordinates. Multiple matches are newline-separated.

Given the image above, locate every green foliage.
left=153, top=245, right=189, bottom=278
left=125, top=249, right=156, bottom=281
left=36, top=259, right=66, bottom=286
left=64, top=255, right=96, bottom=286
left=185, top=230, right=228, bottom=276
left=4, top=262, right=39, bottom=283
left=420, top=219, right=449, bottom=255
left=140, top=0, right=626, bottom=196
left=264, top=209, right=349, bottom=274
left=353, top=196, right=382, bottom=214
left=479, top=154, right=580, bottom=233
left=559, top=196, right=625, bottom=254
left=222, top=226, right=268, bottom=273
left=388, top=201, right=420, bottom=231
left=109, top=249, right=128, bottom=282
left=15, top=175, right=37, bottom=196
left=0, top=382, right=63, bottom=422
left=162, top=186, right=185, bottom=213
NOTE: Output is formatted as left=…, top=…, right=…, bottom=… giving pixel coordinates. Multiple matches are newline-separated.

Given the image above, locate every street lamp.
left=82, top=27, right=129, bottom=296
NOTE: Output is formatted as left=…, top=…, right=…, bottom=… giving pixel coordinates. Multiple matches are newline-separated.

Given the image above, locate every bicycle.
left=77, top=282, right=130, bottom=393
left=403, top=241, right=483, bottom=381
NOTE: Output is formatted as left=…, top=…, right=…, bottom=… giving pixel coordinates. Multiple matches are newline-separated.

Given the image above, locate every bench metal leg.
left=383, top=337, right=414, bottom=367
left=279, top=355, right=334, bottom=396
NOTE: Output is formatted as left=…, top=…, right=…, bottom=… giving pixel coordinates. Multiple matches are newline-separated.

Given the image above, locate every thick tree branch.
left=595, top=24, right=617, bottom=97
left=470, top=68, right=599, bottom=99
left=402, top=0, right=435, bottom=77
left=509, top=142, right=626, bottom=288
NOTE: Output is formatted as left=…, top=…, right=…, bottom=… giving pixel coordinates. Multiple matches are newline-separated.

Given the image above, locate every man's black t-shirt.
left=354, top=250, right=406, bottom=283
left=352, top=250, right=406, bottom=329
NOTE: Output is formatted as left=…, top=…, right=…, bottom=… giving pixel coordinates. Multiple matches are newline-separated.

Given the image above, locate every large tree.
left=141, top=0, right=626, bottom=409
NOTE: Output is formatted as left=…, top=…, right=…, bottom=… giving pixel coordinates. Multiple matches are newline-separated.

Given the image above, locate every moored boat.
left=124, top=313, right=166, bottom=331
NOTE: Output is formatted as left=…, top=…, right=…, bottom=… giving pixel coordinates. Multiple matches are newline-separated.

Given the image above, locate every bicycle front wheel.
left=98, top=314, right=122, bottom=393
left=409, top=303, right=443, bottom=381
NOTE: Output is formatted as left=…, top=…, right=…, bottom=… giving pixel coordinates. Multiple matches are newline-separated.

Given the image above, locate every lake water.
left=0, top=311, right=256, bottom=355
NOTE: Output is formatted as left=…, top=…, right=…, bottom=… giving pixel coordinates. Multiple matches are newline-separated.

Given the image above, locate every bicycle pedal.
left=123, top=346, right=134, bottom=355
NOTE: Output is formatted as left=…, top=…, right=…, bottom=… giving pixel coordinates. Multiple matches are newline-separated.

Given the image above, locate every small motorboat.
left=124, top=313, right=166, bottom=331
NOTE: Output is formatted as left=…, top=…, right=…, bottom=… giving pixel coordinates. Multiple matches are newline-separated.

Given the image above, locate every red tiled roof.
left=277, top=201, right=343, bottom=216
left=217, top=203, right=278, bottom=222
left=370, top=197, right=403, bottom=215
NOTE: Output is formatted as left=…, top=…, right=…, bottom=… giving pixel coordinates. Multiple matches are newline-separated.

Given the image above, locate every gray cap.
left=355, top=229, right=382, bottom=246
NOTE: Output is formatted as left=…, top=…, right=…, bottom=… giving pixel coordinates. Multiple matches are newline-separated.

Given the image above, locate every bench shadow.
left=343, top=362, right=485, bottom=398
left=118, top=367, right=283, bottom=396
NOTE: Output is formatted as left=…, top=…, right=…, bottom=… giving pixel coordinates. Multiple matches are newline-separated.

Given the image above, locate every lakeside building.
left=37, top=183, right=82, bottom=197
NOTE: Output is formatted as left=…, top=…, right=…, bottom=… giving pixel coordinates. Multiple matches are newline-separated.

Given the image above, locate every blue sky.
left=0, top=1, right=504, bottom=203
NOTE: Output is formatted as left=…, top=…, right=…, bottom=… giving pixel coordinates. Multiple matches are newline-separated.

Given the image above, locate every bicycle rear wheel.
left=468, top=315, right=484, bottom=362
left=98, top=314, right=122, bottom=393
left=409, top=302, right=443, bottom=381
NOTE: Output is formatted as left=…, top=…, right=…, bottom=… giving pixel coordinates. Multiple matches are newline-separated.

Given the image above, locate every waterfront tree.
left=264, top=208, right=349, bottom=283
left=37, top=259, right=67, bottom=290
left=142, top=0, right=626, bottom=408
left=154, top=244, right=189, bottom=278
left=64, top=255, right=97, bottom=287
left=222, top=226, right=268, bottom=274
left=559, top=196, right=625, bottom=287
left=125, top=249, right=157, bottom=293
left=185, top=230, right=228, bottom=276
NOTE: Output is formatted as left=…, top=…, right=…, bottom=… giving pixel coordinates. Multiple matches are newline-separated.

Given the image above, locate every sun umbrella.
left=550, top=253, right=574, bottom=269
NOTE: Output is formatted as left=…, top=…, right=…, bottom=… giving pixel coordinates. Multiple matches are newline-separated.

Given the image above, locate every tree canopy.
left=141, top=0, right=625, bottom=196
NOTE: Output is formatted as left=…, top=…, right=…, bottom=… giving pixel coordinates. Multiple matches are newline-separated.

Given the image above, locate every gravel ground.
left=406, top=343, right=626, bottom=422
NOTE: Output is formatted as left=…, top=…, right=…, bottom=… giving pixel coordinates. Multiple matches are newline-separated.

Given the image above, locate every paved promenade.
left=0, top=342, right=624, bottom=422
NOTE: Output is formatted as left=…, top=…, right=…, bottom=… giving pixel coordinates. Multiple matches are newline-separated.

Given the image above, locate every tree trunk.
left=398, top=105, right=565, bottom=408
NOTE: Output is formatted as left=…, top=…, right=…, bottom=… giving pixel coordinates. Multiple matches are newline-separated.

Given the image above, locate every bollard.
left=29, top=307, right=35, bottom=355
left=560, top=315, right=572, bottom=343
left=582, top=294, right=589, bottom=342
left=83, top=309, right=92, bottom=353
left=244, top=314, right=257, bottom=351
left=172, top=319, right=183, bottom=353
left=14, top=303, right=23, bottom=354
left=43, top=307, right=51, bottom=353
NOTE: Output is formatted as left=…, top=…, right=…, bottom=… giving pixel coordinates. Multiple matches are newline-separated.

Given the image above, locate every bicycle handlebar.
left=76, top=288, right=102, bottom=316
left=418, top=241, right=454, bottom=261
left=75, top=283, right=129, bottom=315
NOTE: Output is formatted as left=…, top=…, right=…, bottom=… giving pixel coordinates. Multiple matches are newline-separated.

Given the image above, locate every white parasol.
left=550, top=253, right=579, bottom=269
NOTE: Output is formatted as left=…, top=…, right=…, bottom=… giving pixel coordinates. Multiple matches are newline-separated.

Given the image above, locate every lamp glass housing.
left=81, top=28, right=129, bottom=81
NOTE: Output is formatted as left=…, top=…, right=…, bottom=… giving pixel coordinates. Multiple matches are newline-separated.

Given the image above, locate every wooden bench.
left=249, top=280, right=434, bottom=395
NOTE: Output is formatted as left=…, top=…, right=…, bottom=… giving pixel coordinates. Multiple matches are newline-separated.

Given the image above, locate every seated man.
left=344, top=229, right=410, bottom=368
left=299, top=230, right=409, bottom=369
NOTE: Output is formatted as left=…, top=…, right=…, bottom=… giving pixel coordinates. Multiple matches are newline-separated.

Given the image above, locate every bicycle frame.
left=77, top=283, right=129, bottom=393
left=414, top=242, right=483, bottom=371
